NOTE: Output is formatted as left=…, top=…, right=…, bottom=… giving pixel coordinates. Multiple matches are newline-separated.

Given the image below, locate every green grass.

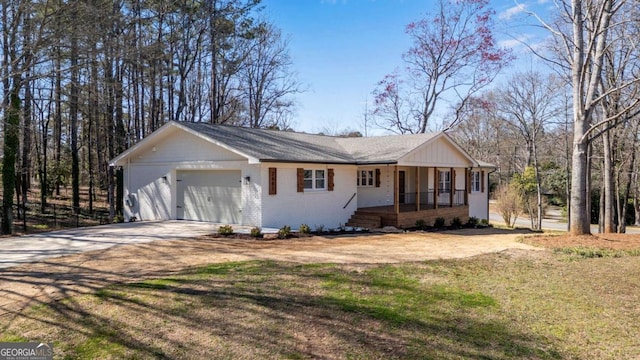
left=4, top=254, right=640, bottom=359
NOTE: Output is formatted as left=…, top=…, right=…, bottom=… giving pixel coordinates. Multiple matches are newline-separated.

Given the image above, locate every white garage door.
left=176, top=170, right=241, bottom=223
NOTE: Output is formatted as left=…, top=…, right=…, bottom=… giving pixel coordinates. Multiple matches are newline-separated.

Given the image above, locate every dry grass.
left=2, top=249, right=640, bottom=359
left=523, top=233, right=640, bottom=250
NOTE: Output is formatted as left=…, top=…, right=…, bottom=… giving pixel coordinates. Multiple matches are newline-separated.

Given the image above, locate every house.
left=109, top=121, right=494, bottom=229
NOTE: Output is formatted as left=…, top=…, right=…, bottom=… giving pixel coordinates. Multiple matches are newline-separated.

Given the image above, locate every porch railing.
left=401, top=189, right=466, bottom=208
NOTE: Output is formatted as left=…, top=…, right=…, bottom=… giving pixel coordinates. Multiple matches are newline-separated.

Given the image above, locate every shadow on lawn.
left=1, top=260, right=563, bottom=359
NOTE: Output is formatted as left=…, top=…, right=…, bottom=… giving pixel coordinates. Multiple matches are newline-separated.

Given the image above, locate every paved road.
left=489, top=211, right=640, bottom=234
left=0, top=221, right=221, bottom=269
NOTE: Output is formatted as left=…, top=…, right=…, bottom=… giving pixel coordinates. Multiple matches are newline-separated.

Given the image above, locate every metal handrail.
left=343, top=192, right=357, bottom=209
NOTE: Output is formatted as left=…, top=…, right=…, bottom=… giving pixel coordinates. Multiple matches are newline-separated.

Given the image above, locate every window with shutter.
left=298, top=168, right=327, bottom=191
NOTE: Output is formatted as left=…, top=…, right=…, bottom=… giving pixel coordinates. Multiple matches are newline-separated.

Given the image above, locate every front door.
left=399, top=171, right=406, bottom=204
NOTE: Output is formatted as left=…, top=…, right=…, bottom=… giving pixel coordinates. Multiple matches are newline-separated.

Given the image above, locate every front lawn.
left=2, top=252, right=639, bottom=359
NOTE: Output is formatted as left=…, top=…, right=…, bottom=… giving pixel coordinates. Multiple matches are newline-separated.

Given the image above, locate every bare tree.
left=240, top=24, right=302, bottom=129
left=495, top=72, right=563, bottom=230
left=539, top=0, right=640, bottom=235
left=372, top=0, right=511, bottom=134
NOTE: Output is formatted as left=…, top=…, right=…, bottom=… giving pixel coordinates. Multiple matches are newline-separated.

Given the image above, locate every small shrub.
left=218, top=225, right=234, bottom=236
left=299, top=224, right=311, bottom=234
left=315, top=224, right=325, bottom=233
left=434, top=217, right=446, bottom=228
left=114, top=215, right=124, bottom=224
left=480, top=218, right=489, bottom=225
left=278, top=225, right=291, bottom=239
left=128, top=216, right=138, bottom=222
left=415, top=219, right=427, bottom=230
left=467, top=216, right=478, bottom=227
left=451, top=217, right=462, bottom=228
left=250, top=227, right=262, bottom=238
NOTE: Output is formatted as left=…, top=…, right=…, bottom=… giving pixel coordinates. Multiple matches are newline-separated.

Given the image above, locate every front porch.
left=348, top=164, right=475, bottom=228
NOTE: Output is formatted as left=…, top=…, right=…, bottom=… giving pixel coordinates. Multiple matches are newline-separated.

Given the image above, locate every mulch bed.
left=524, top=233, right=640, bottom=250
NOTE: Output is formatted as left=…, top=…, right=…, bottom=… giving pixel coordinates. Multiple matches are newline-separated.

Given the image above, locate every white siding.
left=134, top=129, right=245, bottom=163
left=124, top=163, right=174, bottom=221
left=400, top=137, right=472, bottom=167
left=122, top=128, right=262, bottom=225
left=261, top=163, right=357, bottom=229
left=469, top=169, right=490, bottom=220
left=357, top=166, right=394, bottom=208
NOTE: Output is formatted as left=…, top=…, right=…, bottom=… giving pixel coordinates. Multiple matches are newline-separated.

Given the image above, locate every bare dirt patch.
left=0, top=227, right=541, bottom=318
left=523, top=233, right=640, bottom=250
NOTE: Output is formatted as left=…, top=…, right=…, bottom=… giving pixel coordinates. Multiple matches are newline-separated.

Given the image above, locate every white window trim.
left=304, top=168, right=326, bottom=191
left=357, top=169, right=375, bottom=187
left=471, top=171, right=481, bottom=192
left=439, top=170, right=451, bottom=193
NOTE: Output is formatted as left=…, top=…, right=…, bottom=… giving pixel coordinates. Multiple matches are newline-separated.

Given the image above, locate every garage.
left=176, top=170, right=242, bottom=223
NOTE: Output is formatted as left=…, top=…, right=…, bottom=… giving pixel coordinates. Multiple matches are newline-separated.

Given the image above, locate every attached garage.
left=176, top=170, right=242, bottom=223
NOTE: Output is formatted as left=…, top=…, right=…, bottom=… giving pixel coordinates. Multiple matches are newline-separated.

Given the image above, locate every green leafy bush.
left=451, top=217, right=462, bottom=228
left=218, top=225, right=234, bottom=236
left=299, top=224, right=311, bottom=234
left=434, top=217, right=446, bottom=228
left=415, top=219, right=428, bottom=230
left=250, top=227, right=262, bottom=238
left=278, top=225, right=291, bottom=239
left=467, top=216, right=478, bottom=227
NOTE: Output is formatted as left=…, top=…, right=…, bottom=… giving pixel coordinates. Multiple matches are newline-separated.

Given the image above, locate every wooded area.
left=0, top=0, right=300, bottom=234
left=1, top=0, right=639, bottom=235
left=369, top=0, right=640, bottom=234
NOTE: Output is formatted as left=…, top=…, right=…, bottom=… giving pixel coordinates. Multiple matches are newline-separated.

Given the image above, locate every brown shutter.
left=481, top=170, right=485, bottom=193
left=466, top=169, right=471, bottom=194
left=297, top=168, right=304, bottom=192
left=268, top=168, right=277, bottom=195
left=375, top=168, right=381, bottom=187
left=328, top=168, right=335, bottom=191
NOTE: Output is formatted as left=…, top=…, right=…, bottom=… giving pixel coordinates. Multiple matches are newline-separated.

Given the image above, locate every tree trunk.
left=569, top=130, right=592, bottom=235
left=619, top=122, right=638, bottom=233
left=2, top=92, right=21, bottom=234
left=602, top=129, right=615, bottom=233
left=70, top=26, right=80, bottom=214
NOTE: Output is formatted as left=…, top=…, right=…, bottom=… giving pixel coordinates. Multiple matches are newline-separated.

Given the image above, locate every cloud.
left=498, top=34, right=533, bottom=50
left=499, top=4, right=528, bottom=20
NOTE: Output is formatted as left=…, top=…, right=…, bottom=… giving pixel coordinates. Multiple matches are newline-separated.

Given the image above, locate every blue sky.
left=261, top=0, right=553, bottom=135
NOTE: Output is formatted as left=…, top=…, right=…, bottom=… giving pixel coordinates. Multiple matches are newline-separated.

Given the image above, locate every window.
left=439, top=170, right=451, bottom=193
left=357, top=170, right=374, bottom=187
left=472, top=171, right=481, bottom=192
left=303, top=169, right=325, bottom=190
left=471, top=171, right=481, bottom=192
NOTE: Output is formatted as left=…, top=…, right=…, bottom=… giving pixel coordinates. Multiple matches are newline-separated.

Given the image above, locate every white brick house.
left=109, top=121, right=493, bottom=229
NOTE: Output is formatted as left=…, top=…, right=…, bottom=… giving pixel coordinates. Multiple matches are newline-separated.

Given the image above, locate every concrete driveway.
left=0, top=220, right=220, bottom=269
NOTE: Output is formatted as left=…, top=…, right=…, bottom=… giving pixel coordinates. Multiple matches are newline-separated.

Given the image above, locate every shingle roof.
left=136, top=121, right=492, bottom=167
left=178, top=122, right=442, bottom=164
left=178, top=122, right=354, bottom=163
